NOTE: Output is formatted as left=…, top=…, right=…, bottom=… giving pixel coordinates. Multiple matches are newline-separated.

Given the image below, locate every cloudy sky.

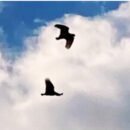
left=0, top=1, right=130, bottom=130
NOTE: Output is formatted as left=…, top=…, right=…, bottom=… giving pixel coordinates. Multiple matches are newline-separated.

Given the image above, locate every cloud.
left=33, top=18, right=46, bottom=24
left=0, top=2, right=130, bottom=130
left=0, top=2, right=6, bottom=13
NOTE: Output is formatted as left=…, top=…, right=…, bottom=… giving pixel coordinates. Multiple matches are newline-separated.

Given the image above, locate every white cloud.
left=0, top=2, right=130, bottom=130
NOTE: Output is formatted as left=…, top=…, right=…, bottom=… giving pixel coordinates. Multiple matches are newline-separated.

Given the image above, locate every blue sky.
left=0, top=1, right=124, bottom=53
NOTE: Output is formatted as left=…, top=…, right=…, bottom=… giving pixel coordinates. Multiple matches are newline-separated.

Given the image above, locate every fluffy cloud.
left=0, top=2, right=130, bottom=130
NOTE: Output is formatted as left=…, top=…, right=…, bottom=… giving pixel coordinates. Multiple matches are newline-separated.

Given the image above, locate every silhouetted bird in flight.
left=55, top=24, right=75, bottom=49
left=41, top=78, right=63, bottom=96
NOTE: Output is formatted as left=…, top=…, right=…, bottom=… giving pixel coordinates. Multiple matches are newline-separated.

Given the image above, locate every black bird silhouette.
left=41, top=78, right=63, bottom=96
left=55, top=24, right=75, bottom=49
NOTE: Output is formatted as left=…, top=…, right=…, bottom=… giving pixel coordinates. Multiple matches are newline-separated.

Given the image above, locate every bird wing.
left=65, top=37, right=74, bottom=49
left=45, top=79, right=55, bottom=93
left=55, top=24, right=69, bottom=34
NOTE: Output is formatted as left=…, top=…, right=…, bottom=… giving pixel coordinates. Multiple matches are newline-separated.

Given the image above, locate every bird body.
left=55, top=24, right=75, bottom=49
left=41, top=78, right=63, bottom=96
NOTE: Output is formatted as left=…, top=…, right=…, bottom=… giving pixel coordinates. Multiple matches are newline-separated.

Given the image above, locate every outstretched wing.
left=66, top=37, right=74, bottom=49
left=55, top=24, right=69, bottom=34
left=45, top=79, right=55, bottom=93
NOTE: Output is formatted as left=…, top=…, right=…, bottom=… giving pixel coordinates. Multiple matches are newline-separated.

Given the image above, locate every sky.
left=0, top=1, right=123, bottom=55
left=1, top=1, right=130, bottom=130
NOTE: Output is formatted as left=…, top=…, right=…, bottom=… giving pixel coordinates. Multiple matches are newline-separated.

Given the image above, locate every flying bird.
left=55, top=24, right=75, bottom=49
left=41, top=78, right=63, bottom=96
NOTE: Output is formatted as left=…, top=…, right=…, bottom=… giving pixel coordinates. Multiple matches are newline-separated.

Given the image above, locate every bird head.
left=45, top=78, right=50, bottom=82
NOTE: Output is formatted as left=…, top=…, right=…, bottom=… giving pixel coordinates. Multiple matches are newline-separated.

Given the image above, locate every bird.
left=55, top=24, right=75, bottom=49
left=41, top=78, right=63, bottom=96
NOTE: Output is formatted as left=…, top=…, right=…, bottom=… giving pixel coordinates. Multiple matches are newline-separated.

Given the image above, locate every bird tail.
left=41, top=93, right=45, bottom=96
left=65, top=43, right=72, bottom=49
left=55, top=93, right=63, bottom=96
left=56, top=37, right=60, bottom=40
